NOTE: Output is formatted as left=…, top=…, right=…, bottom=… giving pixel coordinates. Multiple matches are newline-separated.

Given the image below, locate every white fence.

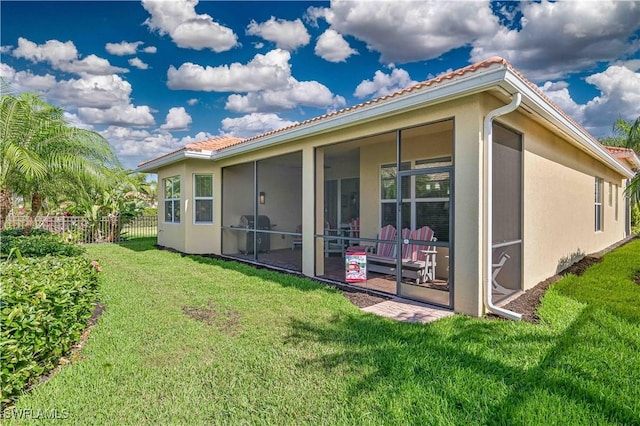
left=4, top=215, right=158, bottom=243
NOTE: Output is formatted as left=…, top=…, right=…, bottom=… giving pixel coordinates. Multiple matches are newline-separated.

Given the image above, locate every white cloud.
left=186, top=98, right=198, bottom=106
left=57, top=54, right=128, bottom=75
left=101, top=126, right=177, bottom=168
left=253, top=42, right=264, bottom=49
left=7, top=71, right=157, bottom=128
left=471, top=0, right=640, bottom=81
left=354, top=68, right=418, bottom=99
left=105, top=41, right=143, bottom=56
left=13, top=37, right=78, bottom=64
left=318, top=0, right=499, bottom=64
left=179, top=131, right=216, bottom=146
left=315, top=29, right=357, bottom=63
left=221, top=113, right=297, bottom=138
left=540, top=64, right=640, bottom=137
left=78, top=104, right=155, bottom=127
left=142, top=0, right=238, bottom=52
left=142, top=46, right=157, bottom=54
left=0, top=64, right=57, bottom=92
left=0, top=63, right=16, bottom=80
left=49, top=74, right=133, bottom=108
left=129, top=57, right=149, bottom=70
left=63, top=111, right=94, bottom=130
left=167, top=49, right=292, bottom=92
left=304, top=6, right=328, bottom=28
left=12, top=37, right=127, bottom=75
left=225, top=77, right=345, bottom=113
left=246, top=17, right=310, bottom=51
left=0, top=45, right=13, bottom=54
left=161, top=107, right=192, bottom=131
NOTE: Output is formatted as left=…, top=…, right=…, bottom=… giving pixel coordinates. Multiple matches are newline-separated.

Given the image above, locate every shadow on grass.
left=115, top=237, right=158, bottom=252
left=284, top=307, right=639, bottom=424
left=186, top=252, right=339, bottom=295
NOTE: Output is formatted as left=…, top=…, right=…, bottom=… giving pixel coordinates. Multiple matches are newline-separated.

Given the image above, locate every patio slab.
left=362, top=298, right=454, bottom=323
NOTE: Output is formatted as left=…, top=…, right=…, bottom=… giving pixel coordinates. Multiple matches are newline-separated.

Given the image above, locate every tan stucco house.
left=137, top=57, right=638, bottom=319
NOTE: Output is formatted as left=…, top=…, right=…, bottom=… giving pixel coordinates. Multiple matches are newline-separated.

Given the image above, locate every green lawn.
left=6, top=238, right=640, bottom=425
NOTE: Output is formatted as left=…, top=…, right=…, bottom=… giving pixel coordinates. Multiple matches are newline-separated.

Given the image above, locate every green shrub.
left=0, top=234, right=84, bottom=258
left=1, top=228, right=52, bottom=237
left=142, top=207, right=157, bottom=217
left=0, top=256, right=101, bottom=404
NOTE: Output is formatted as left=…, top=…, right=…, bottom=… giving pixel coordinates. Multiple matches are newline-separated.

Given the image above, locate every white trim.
left=163, top=175, right=181, bottom=224
left=138, top=62, right=633, bottom=181
left=193, top=174, right=214, bottom=224
left=502, top=72, right=634, bottom=178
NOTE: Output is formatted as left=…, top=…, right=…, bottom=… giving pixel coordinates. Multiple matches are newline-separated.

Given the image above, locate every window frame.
left=193, top=174, right=214, bottom=224
left=379, top=156, right=452, bottom=236
left=615, top=183, right=619, bottom=221
left=595, top=177, right=603, bottom=232
left=163, top=175, right=181, bottom=224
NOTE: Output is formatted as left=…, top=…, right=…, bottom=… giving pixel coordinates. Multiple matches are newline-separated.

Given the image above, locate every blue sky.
left=2, top=1, right=640, bottom=170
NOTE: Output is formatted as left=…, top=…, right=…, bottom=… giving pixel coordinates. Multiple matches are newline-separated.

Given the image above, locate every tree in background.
left=602, top=116, right=640, bottom=233
left=0, top=92, right=118, bottom=231
left=66, top=169, right=150, bottom=242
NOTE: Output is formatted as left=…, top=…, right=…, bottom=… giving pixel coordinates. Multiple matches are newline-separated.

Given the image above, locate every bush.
left=1, top=228, right=52, bottom=237
left=0, top=256, right=101, bottom=405
left=0, top=234, right=84, bottom=258
left=142, top=207, right=157, bottom=217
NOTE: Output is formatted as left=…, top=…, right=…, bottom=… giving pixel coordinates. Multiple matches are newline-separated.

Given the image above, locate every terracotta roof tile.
left=139, top=56, right=626, bottom=173
left=137, top=136, right=243, bottom=167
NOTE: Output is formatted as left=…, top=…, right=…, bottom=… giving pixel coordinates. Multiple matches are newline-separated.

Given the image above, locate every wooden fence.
left=4, top=215, right=158, bottom=243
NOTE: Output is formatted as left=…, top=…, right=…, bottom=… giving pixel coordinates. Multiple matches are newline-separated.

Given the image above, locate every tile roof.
left=137, top=136, right=242, bottom=167
left=138, top=56, right=631, bottom=176
left=138, top=56, right=511, bottom=167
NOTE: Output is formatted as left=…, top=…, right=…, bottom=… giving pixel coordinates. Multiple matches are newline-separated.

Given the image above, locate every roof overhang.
left=499, top=72, right=634, bottom=179
left=137, top=59, right=634, bottom=179
left=136, top=149, right=213, bottom=173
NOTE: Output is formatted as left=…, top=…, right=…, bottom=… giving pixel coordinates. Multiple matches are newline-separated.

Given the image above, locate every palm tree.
left=0, top=92, right=119, bottom=231
left=623, top=116, right=640, bottom=204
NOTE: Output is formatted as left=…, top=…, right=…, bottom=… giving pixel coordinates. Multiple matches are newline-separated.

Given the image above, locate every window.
left=609, top=182, right=613, bottom=206
left=164, top=176, right=180, bottom=223
left=615, top=184, right=619, bottom=221
left=380, top=157, right=452, bottom=241
left=595, top=177, right=603, bottom=232
left=194, top=174, right=213, bottom=223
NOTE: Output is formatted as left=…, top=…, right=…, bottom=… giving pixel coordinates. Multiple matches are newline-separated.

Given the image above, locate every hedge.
left=0, top=233, right=84, bottom=258
left=0, top=256, right=100, bottom=405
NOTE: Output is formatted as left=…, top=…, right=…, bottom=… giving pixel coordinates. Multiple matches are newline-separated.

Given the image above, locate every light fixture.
left=259, top=191, right=266, bottom=204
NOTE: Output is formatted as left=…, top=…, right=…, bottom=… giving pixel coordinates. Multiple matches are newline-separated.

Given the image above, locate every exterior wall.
left=157, top=162, right=187, bottom=252
left=184, top=159, right=216, bottom=254
left=153, top=91, right=629, bottom=318
left=452, top=97, right=484, bottom=317
left=483, top=94, right=628, bottom=291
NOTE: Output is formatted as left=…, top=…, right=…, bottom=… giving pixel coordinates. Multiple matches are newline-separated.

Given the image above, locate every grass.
left=5, top=237, right=640, bottom=425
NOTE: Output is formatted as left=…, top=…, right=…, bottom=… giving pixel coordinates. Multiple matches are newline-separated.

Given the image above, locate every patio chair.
left=367, top=225, right=438, bottom=284
left=406, top=226, right=437, bottom=284
left=492, top=251, right=511, bottom=294
left=291, top=224, right=302, bottom=250
left=349, top=217, right=360, bottom=243
left=324, top=220, right=344, bottom=257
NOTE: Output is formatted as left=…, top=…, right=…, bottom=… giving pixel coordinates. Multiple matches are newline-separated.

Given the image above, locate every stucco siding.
left=157, top=162, right=187, bottom=252
left=495, top=105, right=627, bottom=290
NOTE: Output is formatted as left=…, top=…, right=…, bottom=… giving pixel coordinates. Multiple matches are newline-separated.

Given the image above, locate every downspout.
left=484, top=93, right=522, bottom=321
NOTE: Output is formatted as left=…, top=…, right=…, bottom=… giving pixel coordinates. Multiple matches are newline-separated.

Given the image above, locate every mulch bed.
left=497, top=255, right=602, bottom=323
left=342, top=290, right=389, bottom=308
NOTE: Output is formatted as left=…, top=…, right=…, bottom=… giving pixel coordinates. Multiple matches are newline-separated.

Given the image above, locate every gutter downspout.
left=484, top=93, right=522, bottom=321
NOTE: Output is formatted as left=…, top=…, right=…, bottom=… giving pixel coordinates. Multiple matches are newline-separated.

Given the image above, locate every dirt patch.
left=634, top=271, right=640, bottom=286
left=559, top=256, right=602, bottom=277
left=182, top=301, right=241, bottom=335
left=342, top=290, right=388, bottom=308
